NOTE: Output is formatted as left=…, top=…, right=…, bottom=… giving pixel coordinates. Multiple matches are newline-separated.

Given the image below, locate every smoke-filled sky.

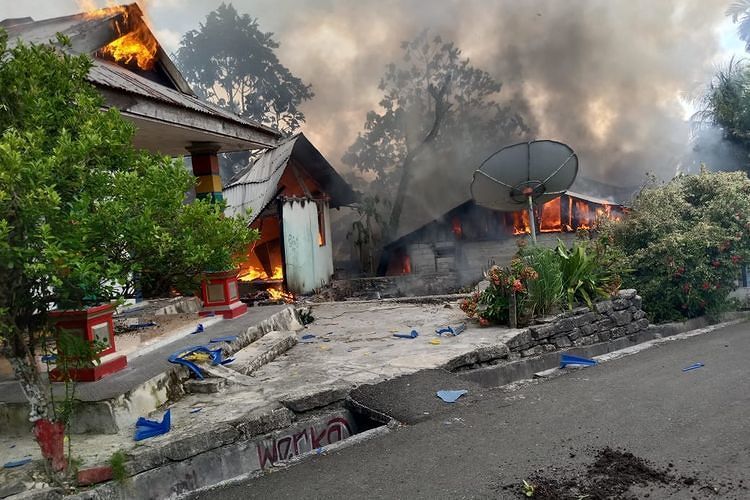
left=1, top=0, right=747, bottom=186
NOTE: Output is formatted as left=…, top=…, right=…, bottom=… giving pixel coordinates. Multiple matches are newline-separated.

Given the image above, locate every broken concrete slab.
left=229, top=331, right=298, bottom=375
left=68, top=409, right=358, bottom=500
left=279, top=382, right=352, bottom=413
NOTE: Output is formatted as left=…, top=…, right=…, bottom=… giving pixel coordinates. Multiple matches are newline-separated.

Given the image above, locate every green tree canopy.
left=698, top=58, right=750, bottom=148
left=599, top=169, right=750, bottom=323
left=728, top=1, right=750, bottom=51
left=343, top=31, right=531, bottom=236
left=0, top=32, right=257, bottom=420
left=175, top=2, right=313, bottom=134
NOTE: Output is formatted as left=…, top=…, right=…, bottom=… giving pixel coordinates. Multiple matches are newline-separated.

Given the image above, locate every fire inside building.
left=382, top=192, right=625, bottom=284
left=223, top=133, right=358, bottom=297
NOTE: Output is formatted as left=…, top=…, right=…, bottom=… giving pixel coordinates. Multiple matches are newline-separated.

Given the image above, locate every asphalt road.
left=191, top=320, right=750, bottom=499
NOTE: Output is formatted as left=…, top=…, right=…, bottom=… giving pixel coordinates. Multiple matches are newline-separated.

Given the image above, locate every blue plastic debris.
left=209, top=336, right=237, bottom=343
left=167, top=345, right=225, bottom=379
left=560, top=353, right=598, bottom=368
left=40, top=354, right=57, bottom=363
left=435, top=323, right=466, bottom=337
left=134, top=409, right=171, bottom=441
left=3, top=457, right=32, bottom=468
left=190, top=324, right=205, bottom=335
left=301, top=334, right=316, bottom=339
left=189, top=408, right=202, bottom=414
left=436, top=390, right=468, bottom=403
left=393, top=330, right=419, bottom=339
left=682, top=362, right=704, bottom=372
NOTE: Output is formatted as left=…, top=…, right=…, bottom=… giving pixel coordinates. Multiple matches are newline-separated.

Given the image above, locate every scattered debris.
left=436, top=323, right=466, bottom=336
left=393, top=330, right=419, bottom=339
left=3, top=457, right=32, bottom=468
left=134, top=409, right=171, bottom=441
left=430, top=338, right=442, bottom=345
left=504, top=447, right=705, bottom=499
left=189, top=408, right=202, bottom=414
left=682, top=362, right=704, bottom=372
left=190, top=323, right=205, bottom=334
left=436, top=389, right=468, bottom=403
left=560, top=353, right=598, bottom=368
left=167, top=345, right=227, bottom=379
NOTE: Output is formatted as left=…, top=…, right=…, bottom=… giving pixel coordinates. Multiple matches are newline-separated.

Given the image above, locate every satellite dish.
left=470, top=140, right=578, bottom=243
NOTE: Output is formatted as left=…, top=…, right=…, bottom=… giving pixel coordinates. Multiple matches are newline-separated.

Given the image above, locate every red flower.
left=478, top=317, right=490, bottom=327
left=702, top=282, right=711, bottom=290
left=712, top=260, right=721, bottom=268
left=512, top=279, right=525, bottom=293
left=731, top=255, right=742, bottom=264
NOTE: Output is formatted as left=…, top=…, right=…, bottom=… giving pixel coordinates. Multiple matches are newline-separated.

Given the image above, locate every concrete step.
left=228, top=331, right=298, bottom=376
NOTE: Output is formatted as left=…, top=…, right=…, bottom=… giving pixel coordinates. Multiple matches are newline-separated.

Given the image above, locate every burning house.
left=2, top=3, right=282, bottom=199
left=223, top=133, right=358, bottom=296
left=382, top=189, right=625, bottom=286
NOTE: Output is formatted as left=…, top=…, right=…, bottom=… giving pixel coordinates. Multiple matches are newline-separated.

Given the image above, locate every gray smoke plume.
left=5, top=0, right=737, bottom=187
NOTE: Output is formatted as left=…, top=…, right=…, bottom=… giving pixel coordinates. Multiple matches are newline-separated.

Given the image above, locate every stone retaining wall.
left=507, top=289, right=649, bottom=358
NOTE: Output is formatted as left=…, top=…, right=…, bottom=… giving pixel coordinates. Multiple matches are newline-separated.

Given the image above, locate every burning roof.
left=2, top=3, right=281, bottom=154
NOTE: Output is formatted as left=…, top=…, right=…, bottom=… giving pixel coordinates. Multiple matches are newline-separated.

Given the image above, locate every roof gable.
left=4, top=4, right=192, bottom=95
left=223, top=133, right=358, bottom=223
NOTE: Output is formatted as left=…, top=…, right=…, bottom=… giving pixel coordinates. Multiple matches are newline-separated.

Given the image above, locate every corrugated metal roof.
left=223, top=133, right=358, bottom=223
left=223, top=136, right=297, bottom=222
left=3, top=5, right=280, bottom=139
left=88, top=60, right=275, bottom=132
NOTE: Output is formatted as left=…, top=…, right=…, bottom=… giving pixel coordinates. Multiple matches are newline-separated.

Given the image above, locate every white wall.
left=281, top=199, right=334, bottom=294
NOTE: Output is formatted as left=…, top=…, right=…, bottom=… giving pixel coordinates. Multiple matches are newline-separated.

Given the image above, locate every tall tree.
left=0, top=32, right=257, bottom=428
left=698, top=58, right=750, bottom=148
left=343, top=31, right=531, bottom=238
left=728, top=1, right=750, bottom=51
left=175, top=2, right=313, bottom=135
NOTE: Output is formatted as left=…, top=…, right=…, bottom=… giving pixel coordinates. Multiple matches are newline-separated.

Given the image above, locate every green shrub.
left=460, top=238, right=624, bottom=326
left=599, top=169, right=750, bottom=323
left=521, top=246, right=563, bottom=317
left=556, top=240, right=621, bottom=309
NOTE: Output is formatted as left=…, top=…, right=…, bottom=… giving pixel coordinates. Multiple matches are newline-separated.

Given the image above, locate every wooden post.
left=509, top=291, right=518, bottom=328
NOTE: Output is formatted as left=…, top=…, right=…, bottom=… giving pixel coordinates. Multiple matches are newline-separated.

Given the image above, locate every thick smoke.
left=262, top=0, right=731, bottom=187
left=7, top=0, right=735, bottom=187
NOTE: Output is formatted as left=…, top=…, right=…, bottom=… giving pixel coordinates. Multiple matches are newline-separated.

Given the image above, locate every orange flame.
left=539, top=197, right=562, bottom=233
left=80, top=2, right=159, bottom=71
left=512, top=211, right=531, bottom=235
left=268, top=287, right=295, bottom=303
left=101, top=26, right=158, bottom=70
left=238, top=265, right=283, bottom=282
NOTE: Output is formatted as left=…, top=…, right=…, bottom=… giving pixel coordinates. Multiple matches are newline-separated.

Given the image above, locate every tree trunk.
left=387, top=80, right=451, bottom=239
left=8, top=346, right=50, bottom=422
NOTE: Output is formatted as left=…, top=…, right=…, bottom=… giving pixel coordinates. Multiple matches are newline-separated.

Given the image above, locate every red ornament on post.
left=199, top=270, right=248, bottom=319
left=48, top=304, right=127, bottom=382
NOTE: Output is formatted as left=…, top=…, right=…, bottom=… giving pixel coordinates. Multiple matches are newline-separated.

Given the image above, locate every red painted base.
left=77, top=466, right=114, bottom=486
left=200, top=301, right=248, bottom=319
left=50, top=354, right=128, bottom=382
left=34, top=419, right=66, bottom=472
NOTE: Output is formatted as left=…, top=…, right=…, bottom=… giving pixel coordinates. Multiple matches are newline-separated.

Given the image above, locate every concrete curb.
left=175, top=420, right=397, bottom=500
left=532, top=316, right=749, bottom=380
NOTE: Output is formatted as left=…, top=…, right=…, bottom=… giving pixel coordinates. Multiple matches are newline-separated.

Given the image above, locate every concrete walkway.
left=0, top=300, right=519, bottom=476
left=0, top=305, right=287, bottom=404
